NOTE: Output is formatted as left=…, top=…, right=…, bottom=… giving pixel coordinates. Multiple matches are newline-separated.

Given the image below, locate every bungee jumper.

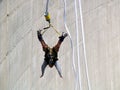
left=37, top=0, right=68, bottom=78
left=37, top=30, right=68, bottom=78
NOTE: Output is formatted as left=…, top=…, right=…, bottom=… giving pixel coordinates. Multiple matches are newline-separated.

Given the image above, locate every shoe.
left=37, top=30, right=43, bottom=40
left=62, top=32, right=68, bottom=38
left=38, top=29, right=42, bottom=35
left=59, top=32, right=68, bottom=41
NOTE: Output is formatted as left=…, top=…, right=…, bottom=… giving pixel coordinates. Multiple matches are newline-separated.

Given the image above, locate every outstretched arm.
left=40, top=61, right=48, bottom=78
left=55, top=61, right=63, bottom=78
left=53, top=32, right=68, bottom=52
left=37, top=30, right=48, bottom=51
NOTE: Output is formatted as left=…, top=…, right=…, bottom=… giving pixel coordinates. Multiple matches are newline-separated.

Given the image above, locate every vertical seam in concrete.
left=6, top=0, right=10, bottom=89
left=31, top=0, right=33, bottom=89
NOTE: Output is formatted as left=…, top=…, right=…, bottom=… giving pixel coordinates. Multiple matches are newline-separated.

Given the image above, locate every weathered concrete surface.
left=0, top=0, right=120, bottom=90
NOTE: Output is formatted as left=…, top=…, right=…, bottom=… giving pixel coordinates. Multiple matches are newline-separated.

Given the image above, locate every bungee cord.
left=62, top=0, right=78, bottom=90
left=45, top=0, right=49, bottom=13
left=78, top=0, right=91, bottom=90
left=42, top=0, right=61, bottom=36
left=62, top=0, right=77, bottom=74
left=74, top=0, right=82, bottom=89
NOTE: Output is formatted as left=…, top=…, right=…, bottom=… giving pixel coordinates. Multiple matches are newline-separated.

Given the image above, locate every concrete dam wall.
left=0, top=0, right=120, bottom=90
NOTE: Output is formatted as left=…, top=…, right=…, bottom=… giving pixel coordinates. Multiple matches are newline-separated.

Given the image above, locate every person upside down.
left=37, top=30, right=68, bottom=78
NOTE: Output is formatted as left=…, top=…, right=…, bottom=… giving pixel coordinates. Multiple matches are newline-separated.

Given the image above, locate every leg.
left=53, top=32, right=68, bottom=52
left=40, top=60, right=48, bottom=78
left=37, top=30, right=48, bottom=51
left=53, top=41, right=61, bottom=52
left=55, top=61, right=63, bottom=78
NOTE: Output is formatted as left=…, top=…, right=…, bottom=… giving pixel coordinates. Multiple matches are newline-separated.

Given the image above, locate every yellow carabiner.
left=44, top=12, right=50, bottom=23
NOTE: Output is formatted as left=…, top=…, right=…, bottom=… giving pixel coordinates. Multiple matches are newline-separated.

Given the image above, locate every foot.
left=59, top=32, right=68, bottom=41
left=37, top=29, right=42, bottom=35
left=37, top=30, right=43, bottom=41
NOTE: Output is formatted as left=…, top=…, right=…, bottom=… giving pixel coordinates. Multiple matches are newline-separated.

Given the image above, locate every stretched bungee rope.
left=74, top=0, right=82, bottom=89
left=78, top=0, right=91, bottom=89
left=62, top=0, right=78, bottom=90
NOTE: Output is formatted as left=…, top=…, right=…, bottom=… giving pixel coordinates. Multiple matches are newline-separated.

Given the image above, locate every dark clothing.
left=44, top=47, right=58, bottom=65
left=37, top=31, right=67, bottom=78
left=37, top=31, right=63, bottom=67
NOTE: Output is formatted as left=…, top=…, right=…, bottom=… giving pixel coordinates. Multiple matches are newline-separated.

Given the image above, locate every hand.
left=40, top=74, right=43, bottom=78
left=60, top=75, right=63, bottom=78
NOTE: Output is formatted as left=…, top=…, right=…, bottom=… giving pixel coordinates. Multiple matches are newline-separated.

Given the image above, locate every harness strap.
left=40, top=23, right=61, bottom=36
left=50, top=24, right=61, bottom=36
